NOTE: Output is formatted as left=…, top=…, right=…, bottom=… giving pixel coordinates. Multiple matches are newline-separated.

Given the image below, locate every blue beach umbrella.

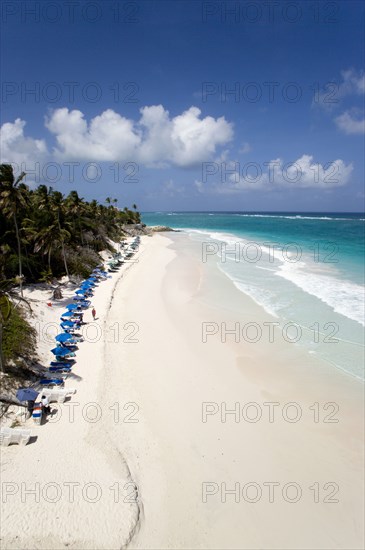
left=73, top=295, right=85, bottom=301
left=61, top=311, right=74, bottom=318
left=75, top=289, right=86, bottom=295
left=66, top=303, right=78, bottom=311
left=55, top=333, right=73, bottom=342
left=60, top=321, right=75, bottom=328
left=51, top=346, right=70, bottom=356
left=16, top=388, right=39, bottom=402
left=80, top=286, right=93, bottom=292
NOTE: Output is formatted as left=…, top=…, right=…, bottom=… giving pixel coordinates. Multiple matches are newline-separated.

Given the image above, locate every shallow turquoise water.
left=142, top=212, right=365, bottom=379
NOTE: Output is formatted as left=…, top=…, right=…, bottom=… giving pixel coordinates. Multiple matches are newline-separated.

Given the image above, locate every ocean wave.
left=188, top=228, right=364, bottom=326
left=277, top=262, right=365, bottom=327
left=215, top=264, right=280, bottom=318
left=188, top=229, right=291, bottom=264
left=233, top=281, right=280, bottom=318
left=234, top=214, right=364, bottom=221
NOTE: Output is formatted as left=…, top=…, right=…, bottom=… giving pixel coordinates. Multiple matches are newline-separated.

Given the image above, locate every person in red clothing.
left=92, top=307, right=96, bottom=320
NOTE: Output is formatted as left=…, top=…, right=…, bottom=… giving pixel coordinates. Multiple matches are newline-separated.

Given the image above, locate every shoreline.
left=0, top=238, right=146, bottom=549
left=165, top=226, right=365, bottom=381
left=109, top=232, right=364, bottom=549
left=1, top=232, right=364, bottom=549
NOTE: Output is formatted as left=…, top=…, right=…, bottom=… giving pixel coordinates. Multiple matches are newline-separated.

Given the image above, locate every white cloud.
left=194, top=179, right=204, bottom=193
left=214, top=149, right=230, bottom=164
left=335, top=111, right=365, bottom=135
left=44, top=105, right=233, bottom=167
left=161, top=179, right=184, bottom=197
left=314, top=68, right=365, bottom=110
left=239, top=142, right=252, bottom=154
left=169, top=107, right=233, bottom=166
left=340, top=69, right=365, bottom=95
left=0, top=118, right=48, bottom=166
left=209, top=155, right=353, bottom=193
left=313, top=69, right=365, bottom=135
left=45, top=108, right=141, bottom=161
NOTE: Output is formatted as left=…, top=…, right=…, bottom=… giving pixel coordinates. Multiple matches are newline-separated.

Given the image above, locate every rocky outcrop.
left=121, top=224, right=175, bottom=236
left=149, top=225, right=175, bottom=232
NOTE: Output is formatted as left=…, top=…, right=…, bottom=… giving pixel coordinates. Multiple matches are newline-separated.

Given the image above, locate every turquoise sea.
left=142, top=212, right=365, bottom=380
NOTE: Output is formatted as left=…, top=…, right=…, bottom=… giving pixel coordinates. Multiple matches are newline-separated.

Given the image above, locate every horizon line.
left=140, top=210, right=365, bottom=214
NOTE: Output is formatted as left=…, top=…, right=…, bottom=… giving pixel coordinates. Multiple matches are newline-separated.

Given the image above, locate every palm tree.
left=0, top=166, right=141, bottom=286
left=51, top=191, right=71, bottom=279
left=23, top=218, right=63, bottom=271
left=0, top=165, right=28, bottom=296
left=106, top=197, right=117, bottom=208
left=65, top=190, right=86, bottom=244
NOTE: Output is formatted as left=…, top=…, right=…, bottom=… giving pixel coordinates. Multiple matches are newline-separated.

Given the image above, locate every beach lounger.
left=39, top=378, right=64, bottom=386
left=49, top=365, right=72, bottom=373
left=46, top=372, right=69, bottom=380
left=62, top=327, right=78, bottom=335
left=42, top=388, right=77, bottom=403
left=55, top=351, right=75, bottom=359
left=59, top=339, right=77, bottom=346
left=59, top=333, right=83, bottom=342
left=60, top=317, right=79, bottom=324
left=71, top=335, right=84, bottom=342
left=50, top=359, right=74, bottom=366
left=49, top=361, right=72, bottom=368
left=60, top=343, right=78, bottom=351
left=0, top=427, right=32, bottom=446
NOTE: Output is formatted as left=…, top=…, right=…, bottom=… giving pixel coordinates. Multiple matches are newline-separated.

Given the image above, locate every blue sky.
left=1, top=0, right=364, bottom=211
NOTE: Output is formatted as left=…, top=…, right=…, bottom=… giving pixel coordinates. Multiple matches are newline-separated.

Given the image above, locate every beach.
left=1, top=232, right=364, bottom=549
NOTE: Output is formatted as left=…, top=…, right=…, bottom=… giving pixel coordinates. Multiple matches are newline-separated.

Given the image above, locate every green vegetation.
left=2, top=304, right=36, bottom=366
left=0, top=278, right=35, bottom=374
left=0, top=164, right=141, bottom=283
left=0, top=163, right=141, bottom=374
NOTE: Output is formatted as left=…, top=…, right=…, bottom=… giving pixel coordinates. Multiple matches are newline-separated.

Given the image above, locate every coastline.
left=1, top=232, right=364, bottom=549
left=103, top=232, right=364, bottom=549
left=0, top=240, right=144, bottom=549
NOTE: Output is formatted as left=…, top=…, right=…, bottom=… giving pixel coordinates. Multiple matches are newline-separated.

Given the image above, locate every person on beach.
left=27, top=400, right=35, bottom=418
left=92, top=307, right=96, bottom=320
left=40, top=395, right=51, bottom=415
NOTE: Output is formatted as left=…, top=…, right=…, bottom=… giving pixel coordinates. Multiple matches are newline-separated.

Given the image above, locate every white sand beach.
left=1, top=233, right=364, bottom=549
